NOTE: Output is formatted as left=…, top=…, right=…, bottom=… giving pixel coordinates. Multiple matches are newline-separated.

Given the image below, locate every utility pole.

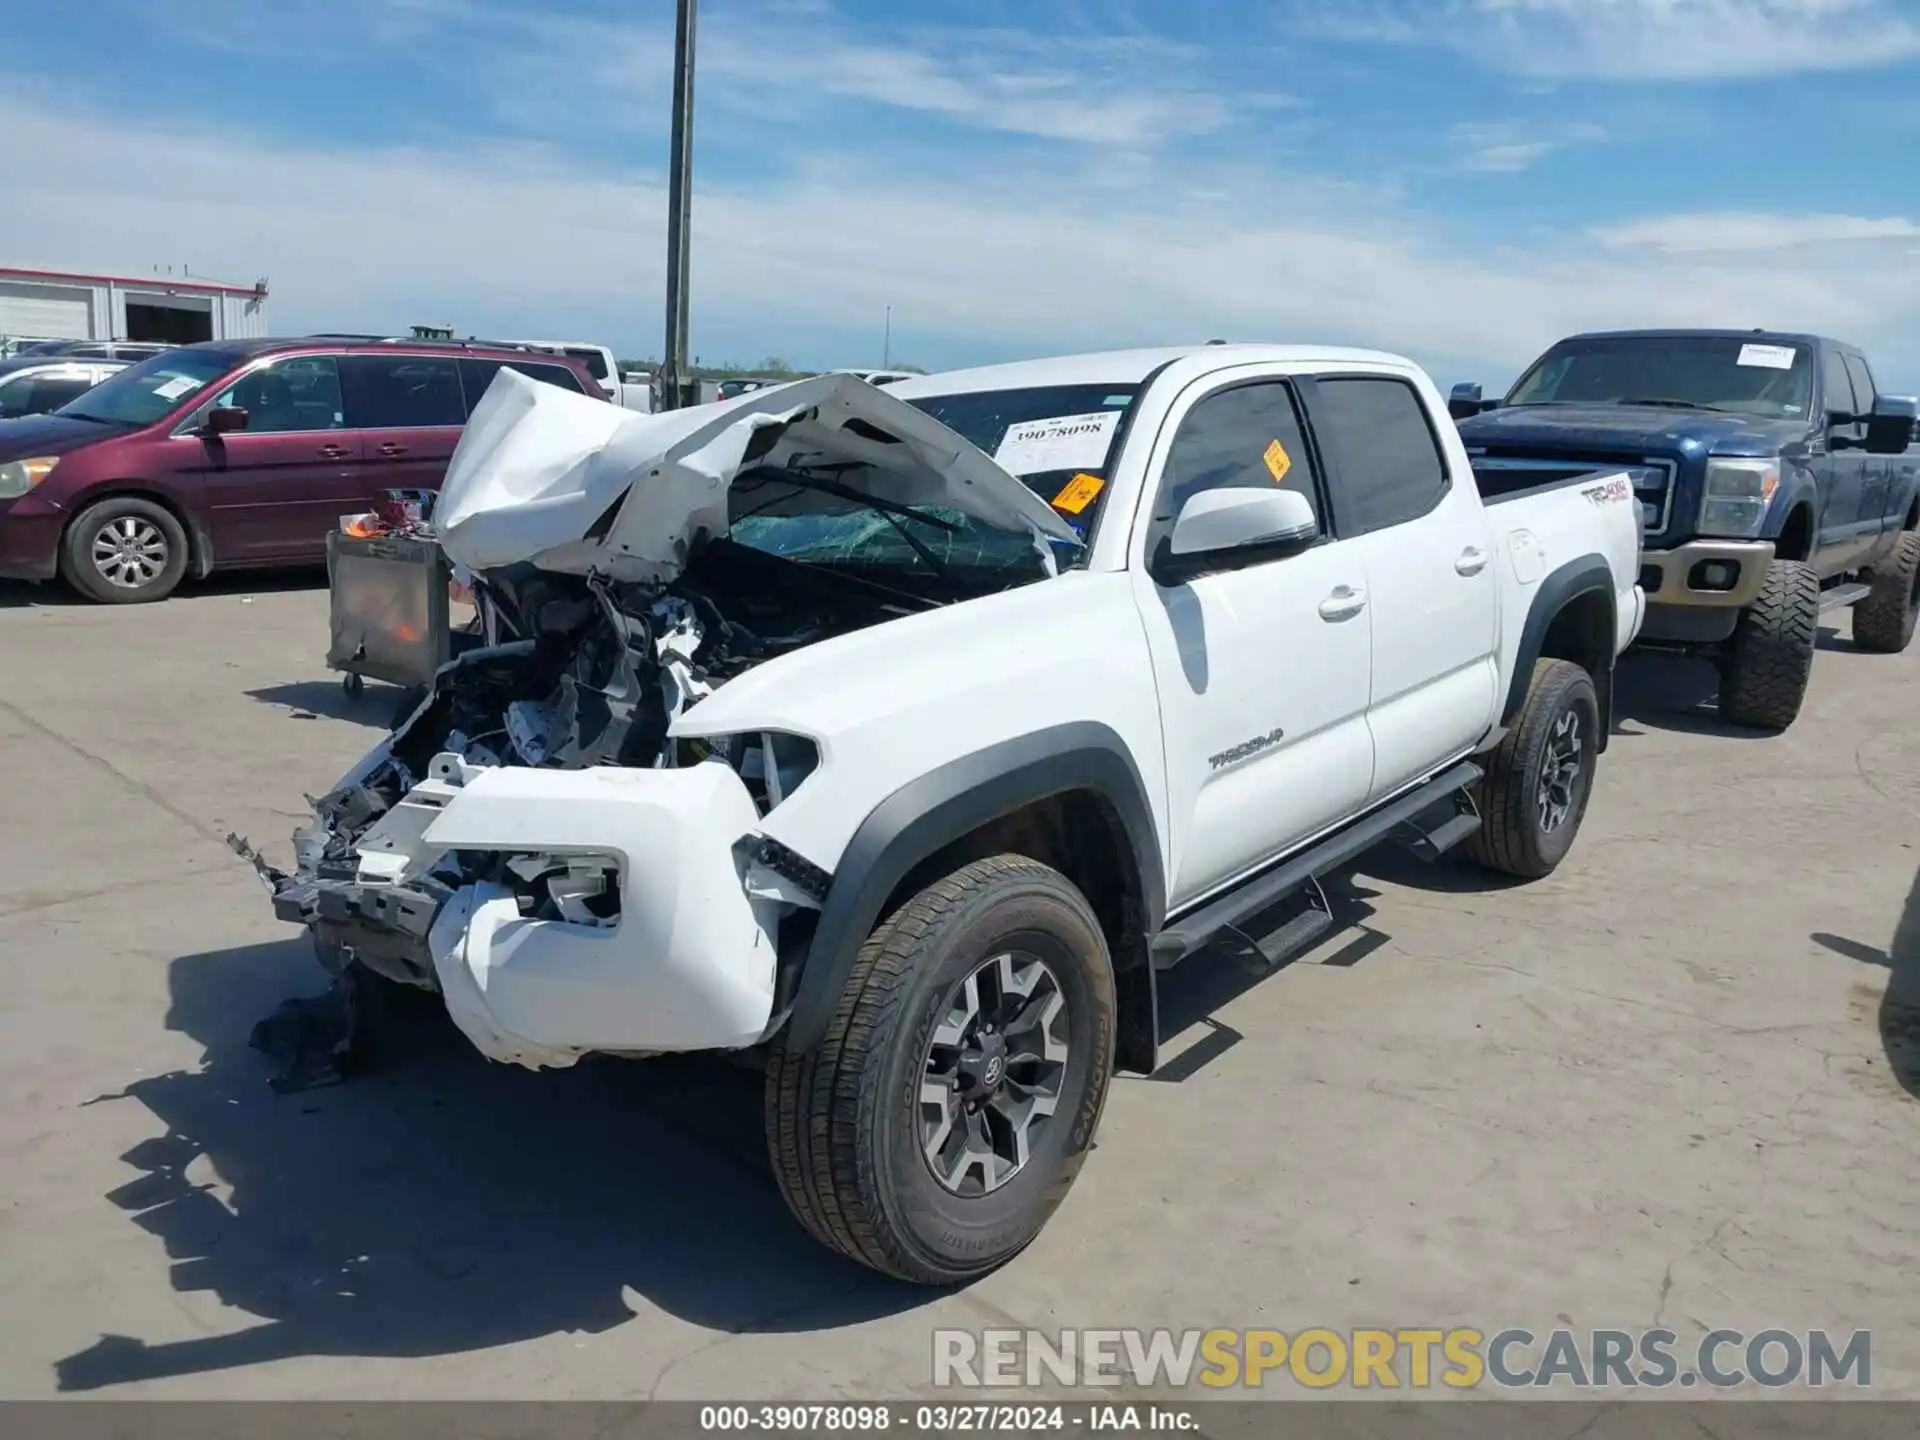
left=661, top=0, right=698, bottom=410
left=883, top=305, right=892, bottom=369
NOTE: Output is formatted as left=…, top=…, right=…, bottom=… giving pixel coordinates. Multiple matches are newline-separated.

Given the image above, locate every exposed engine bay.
left=230, top=539, right=922, bottom=1051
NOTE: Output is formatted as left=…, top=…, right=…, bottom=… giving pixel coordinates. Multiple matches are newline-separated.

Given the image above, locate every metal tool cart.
left=323, top=489, right=478, bottom=713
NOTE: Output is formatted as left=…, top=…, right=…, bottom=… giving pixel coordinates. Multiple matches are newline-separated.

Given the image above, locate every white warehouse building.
left=0, top=265, right=270, bottom=348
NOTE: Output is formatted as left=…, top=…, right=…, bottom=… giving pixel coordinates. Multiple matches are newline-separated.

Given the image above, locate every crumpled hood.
left=1459, top=403, right=1810, bottom=458
left=433, top=369, right=1082, bottom=582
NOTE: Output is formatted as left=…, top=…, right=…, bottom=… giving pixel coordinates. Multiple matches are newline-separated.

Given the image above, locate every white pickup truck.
left=236, top=344, right=1644, bottom=1285
left=509, top=340, right=653, bottom=411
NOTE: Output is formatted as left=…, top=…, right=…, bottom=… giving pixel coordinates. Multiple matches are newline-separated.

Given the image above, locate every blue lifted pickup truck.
left=1451, top=330, right=1920, bottom=731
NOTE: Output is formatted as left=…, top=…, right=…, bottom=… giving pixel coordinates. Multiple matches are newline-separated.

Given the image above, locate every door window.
left=212, top=357, right=346, bottom=433
left=1308, top=377, right=1450, bottom=535
left=458, top=358, right=587, bottom=411
left=1821, top=348, right=1861, bottom=419
left=1147, top=380, right=1322, bottom=558
left=339, top=355, right=466, bottom=429
left=1843, top=354, right=1876, bottom=415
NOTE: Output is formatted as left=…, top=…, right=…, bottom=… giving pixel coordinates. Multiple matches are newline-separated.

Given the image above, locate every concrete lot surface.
left=1, top=573, right=1916, bottom=1401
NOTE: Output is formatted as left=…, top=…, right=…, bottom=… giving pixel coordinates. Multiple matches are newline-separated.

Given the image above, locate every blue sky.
left=5, top=0, right=1920, bottom=387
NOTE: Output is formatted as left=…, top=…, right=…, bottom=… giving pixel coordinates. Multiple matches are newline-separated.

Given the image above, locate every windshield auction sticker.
left=1050, top=473, right=1106, bottom=515
left=996, top=411, right=1123, bottom=476
left=1736, top=343, right=1796, bottom=370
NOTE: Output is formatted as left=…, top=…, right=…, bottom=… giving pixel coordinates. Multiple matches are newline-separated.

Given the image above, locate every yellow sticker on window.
left=1263, top=439, right=1293, bottom=485
left=1051, top=472, right=1106, bottom=515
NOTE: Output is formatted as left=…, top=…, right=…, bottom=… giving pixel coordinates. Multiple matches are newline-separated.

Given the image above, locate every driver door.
left=187, top=355, right=366, bottom=563
left=1129, top=371, right=1375, bottom=912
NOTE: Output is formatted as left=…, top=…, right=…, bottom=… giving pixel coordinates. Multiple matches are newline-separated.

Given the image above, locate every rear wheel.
left=1716, top=559, right=1819, bottom=731
left=765, top=855, right=1116, bottom=1285
left=1467, top=658, right=1599, bottom=880
left=1852, top=532, right=1920, bottom=654
left=60, top=497, right=188, bottom=604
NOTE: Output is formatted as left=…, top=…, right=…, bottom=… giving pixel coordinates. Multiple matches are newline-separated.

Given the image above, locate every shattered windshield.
left=1506, top=336, right=1814, bottom=418
left=727, top=382, right=1140, bottom=582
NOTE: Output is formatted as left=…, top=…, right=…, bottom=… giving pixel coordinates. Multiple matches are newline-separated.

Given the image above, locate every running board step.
left=1151, top=760, right=1483, bottom=969
left=1247, top=876, right=1334, bottom=968
left=1820, top=582, right=1872, bottom=612
left=1395, top=790, right=1484, bottom=863
left=1402, top=809, right=1484, bottom=862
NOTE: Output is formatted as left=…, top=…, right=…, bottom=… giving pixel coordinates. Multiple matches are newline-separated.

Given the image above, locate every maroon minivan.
left=0, top=338, right=604, bottom=602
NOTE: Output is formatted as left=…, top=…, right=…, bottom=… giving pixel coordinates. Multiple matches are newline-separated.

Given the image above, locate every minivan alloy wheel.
left=919, top=949, right=1070, bottom=1196
left=91, top=516, right=170, bottom=589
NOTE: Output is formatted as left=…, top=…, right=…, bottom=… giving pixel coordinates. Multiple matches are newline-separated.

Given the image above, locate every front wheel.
left=1466, top=658, right=1600, bottom=880
left=765, top=855, right=1116, bottom=1285
left=1716, top=559, right=1819, bottom=731
left=60, top=497, right=189, bottom=604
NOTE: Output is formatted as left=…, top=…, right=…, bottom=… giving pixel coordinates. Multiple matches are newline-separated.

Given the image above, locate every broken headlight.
left=683, top=730, right=820, bottom=814
left=502, top=852, right=622, bottom=928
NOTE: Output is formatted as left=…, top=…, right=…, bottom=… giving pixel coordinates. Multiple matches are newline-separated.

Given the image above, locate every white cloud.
left=1595, top=212, right=1920, bottom=251
left=1299, top=0, right=1920, bottom=79
left=160, top=0, right=1264, bottom=150
left=3, top=96, right=1917, bottom=386
left=1449, top=119, right=1608, bottom=171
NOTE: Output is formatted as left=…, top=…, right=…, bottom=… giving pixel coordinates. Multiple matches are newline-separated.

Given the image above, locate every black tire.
left=1466, top=659, right=1600, bottom=880
left=59, top=496, right=189, bottom=604
left=765, top=855, right=1116, bottom=1285
left=1716, top=559, right=1819, bottom=731
left=1852, top=532, right=1920, bottom=655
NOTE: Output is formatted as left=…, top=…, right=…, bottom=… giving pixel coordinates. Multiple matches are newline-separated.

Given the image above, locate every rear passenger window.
left=340, top=355, right=465, bottom=429
left=459, top=358, right=587, bottom=411
left=565, top=348, right=611, bottom=381
left=1149, top=380, right=1320, bottom=556
left=1310, top=378, right=1449, bottom=534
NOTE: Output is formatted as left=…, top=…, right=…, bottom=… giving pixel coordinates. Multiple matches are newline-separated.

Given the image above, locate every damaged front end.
left=231, top=556, right=847, bottom=1085
left=230, top=368, right=1079, bottom=1089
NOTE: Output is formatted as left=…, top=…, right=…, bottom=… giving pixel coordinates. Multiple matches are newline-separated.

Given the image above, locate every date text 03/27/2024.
left=697, top=1405, right=1198, bottom=1433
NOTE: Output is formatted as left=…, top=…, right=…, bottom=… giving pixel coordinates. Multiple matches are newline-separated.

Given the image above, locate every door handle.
left=379, top=442, right=409, bottom=457
left=1318, top=585, right=1367, bottom=621
left=1456, top=546, right=1490, bottom=576
left=317, top=444, right=349, bottom=460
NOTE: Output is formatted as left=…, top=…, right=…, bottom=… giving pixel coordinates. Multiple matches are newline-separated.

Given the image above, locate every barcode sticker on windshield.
left=151, top=376, right=199, bottom=400
left=1737, top=343, right=1796, bottom=370
left=994, top=411, right=1123, bottom=475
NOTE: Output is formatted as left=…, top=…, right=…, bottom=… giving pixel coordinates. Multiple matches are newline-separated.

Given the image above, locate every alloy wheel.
left=919, top=950, right=1070, bottom=1196
left=91, top=516, right=169, bottom=590
left=1537, top=706, right=1586, bottom=835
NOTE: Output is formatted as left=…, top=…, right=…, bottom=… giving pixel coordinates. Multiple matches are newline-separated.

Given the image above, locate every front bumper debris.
left=233, top=756, right=788, bottom=1075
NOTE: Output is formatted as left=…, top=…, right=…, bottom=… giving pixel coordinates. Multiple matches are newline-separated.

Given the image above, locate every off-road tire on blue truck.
left=765, top=855, right=1116, bottom=1286
left=1465, top=659, right=1599, bottom=880
left=1851, top=531, right=1920, bottom=655
left=1716, top=559, right=1819, bottom=732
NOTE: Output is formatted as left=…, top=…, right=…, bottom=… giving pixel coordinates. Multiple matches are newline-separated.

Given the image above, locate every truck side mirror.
left=1448, top=382, right=1485, bottom=421
left=1152, top=487, right=1319, bottom=584
left=1865, top=395, right=1918, bottom=456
